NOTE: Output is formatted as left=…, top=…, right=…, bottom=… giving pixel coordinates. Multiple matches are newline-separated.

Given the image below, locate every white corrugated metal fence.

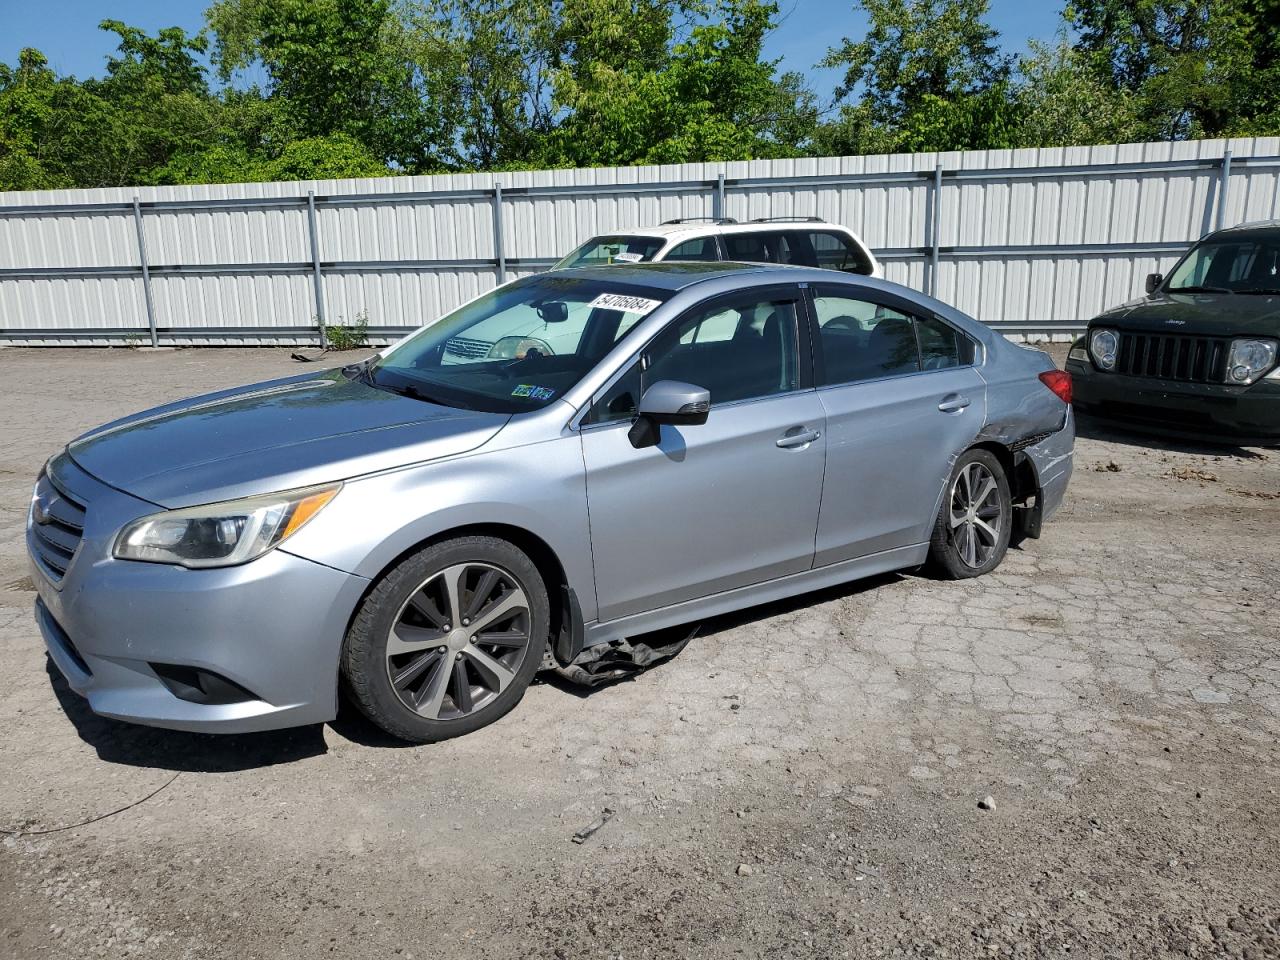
left=1, top=137, right=1278, bottom=346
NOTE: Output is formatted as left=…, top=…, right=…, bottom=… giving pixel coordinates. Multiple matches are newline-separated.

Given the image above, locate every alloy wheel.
left=949, top=462, right=1004, bottom=568
left=385, top=562, right=532, bottom=720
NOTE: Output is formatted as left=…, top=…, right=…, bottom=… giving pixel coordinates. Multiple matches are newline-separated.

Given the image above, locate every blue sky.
left=1, top=0, right=1068, bottom=96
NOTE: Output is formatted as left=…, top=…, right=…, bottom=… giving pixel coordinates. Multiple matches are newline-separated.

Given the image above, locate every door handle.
left=937, top=394, right=971, bottom=414
left=777, top=428, right=821, bottom=449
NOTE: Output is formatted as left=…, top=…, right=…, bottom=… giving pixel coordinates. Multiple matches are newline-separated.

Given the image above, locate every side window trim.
left=576, top=283, right=813, bottom=430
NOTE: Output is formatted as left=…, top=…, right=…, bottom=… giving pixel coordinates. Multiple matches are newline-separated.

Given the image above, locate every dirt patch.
left=1, top=345, right=1278, bottom=960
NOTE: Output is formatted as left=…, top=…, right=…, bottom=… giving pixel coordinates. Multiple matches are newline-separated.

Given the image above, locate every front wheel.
left=927, top=449, right=1012, bottom=579
left=341, top=536, right=548, bottom=743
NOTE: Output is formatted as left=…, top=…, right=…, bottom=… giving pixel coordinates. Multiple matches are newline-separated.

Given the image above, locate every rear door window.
left=723, top=231, right=807, bottom=265
left=663, top=237, right=721, bottom=262
left=811, top=288, right=975, bottom=384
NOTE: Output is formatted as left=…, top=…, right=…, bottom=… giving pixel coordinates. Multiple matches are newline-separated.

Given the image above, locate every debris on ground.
left=978, top=795, right=997, bottom=811
left=1092, top=461, right=1122, bottom=472
left=1231, top=488, right=1280, bottom=500
left=736, top=863, right=754, bottom=877
left=1166, top=466, right=1219, bottom=483
left=571, top=808, right=615, bottom=844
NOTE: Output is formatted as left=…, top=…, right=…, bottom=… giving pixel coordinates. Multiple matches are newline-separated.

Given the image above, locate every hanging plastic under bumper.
left=554, top=625, right=700, bottom=687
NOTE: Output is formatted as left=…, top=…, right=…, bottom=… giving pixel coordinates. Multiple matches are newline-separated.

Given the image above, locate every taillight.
left=1038, top=369, right=1072, bottom=404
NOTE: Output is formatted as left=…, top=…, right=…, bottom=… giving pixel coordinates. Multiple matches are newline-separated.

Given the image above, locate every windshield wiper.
left=1235, top=287, right=1280, bottom=295
left=1167, top=285, right=1234, bottom=294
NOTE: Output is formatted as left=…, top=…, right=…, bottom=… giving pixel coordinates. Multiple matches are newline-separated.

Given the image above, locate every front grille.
left=29, top=457, right=87, bottom=582
left=445, top=336, right=493, bottom=360
left=1116, top=332, right=1229, bottom=383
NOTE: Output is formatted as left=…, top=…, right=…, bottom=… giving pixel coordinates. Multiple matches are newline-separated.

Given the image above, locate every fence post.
left=131, top=197, right=158, bottom=347
left=492, top=183, right=506, bottom=284
left=1215, top=148, right=1233, bottom=231
left=714, top=172, right=726, bottom=220
left=305, top=191, right=328, bottom=348
left=929, top=162, right=943, bottom=298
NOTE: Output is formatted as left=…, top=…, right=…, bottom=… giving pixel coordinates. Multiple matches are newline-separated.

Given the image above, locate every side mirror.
left=1145, top=272, right=1163, bottom=295
left=627, top=380, right=711, bottom=449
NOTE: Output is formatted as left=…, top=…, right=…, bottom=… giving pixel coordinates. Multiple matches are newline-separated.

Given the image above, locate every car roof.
left=1214, top=219, right=1280, bottom=240
left=581, top=220, right=852, bottom=243
left=547, top=260, right=776, bottom=290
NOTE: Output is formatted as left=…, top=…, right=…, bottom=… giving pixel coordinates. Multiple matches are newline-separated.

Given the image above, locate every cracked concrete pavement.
left=1, top=344, right=1278, bottom=959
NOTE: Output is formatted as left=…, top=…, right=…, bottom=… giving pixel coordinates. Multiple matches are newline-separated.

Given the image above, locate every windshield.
left=554, top=235, right=667, bottom=269
left=367, top=276, right=667, bottom=413
left=1166, top=235, right=1280, bottom=293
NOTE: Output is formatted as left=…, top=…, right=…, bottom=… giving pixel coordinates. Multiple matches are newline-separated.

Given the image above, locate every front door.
left=807, top=284, right=987, bottom=565
left=580, top=287, right=827, bottom=623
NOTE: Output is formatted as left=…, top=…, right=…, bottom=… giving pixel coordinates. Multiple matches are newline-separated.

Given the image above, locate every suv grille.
left=30, top=461, right=87, bottom=582
left=445, top=337, right=492, bottom=360
left=1116, top=332, right=1229, bottom=384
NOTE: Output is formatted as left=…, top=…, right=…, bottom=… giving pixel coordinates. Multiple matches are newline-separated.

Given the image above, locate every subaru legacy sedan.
left=29, top=263, right=1074, bottom=743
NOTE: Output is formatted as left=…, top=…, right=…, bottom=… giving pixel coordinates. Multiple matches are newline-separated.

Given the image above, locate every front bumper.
left=1066, top=358, right=1280, bottom=443
left=28, top=455, right=370, bottom=734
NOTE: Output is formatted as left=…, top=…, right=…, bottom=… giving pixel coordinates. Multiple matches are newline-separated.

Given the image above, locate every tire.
left=927, top=448, right=1013, bottom=580
left=341, top=536, right=549, bottom=743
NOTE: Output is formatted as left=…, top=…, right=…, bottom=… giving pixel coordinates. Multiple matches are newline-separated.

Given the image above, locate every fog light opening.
left=150, top=663, right=259, bottom=706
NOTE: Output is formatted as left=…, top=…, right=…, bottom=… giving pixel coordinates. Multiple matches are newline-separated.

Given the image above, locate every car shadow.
left=542, top=571, right=902, bottom=699
left=1075, top=411, right=1272, bottom=459
left=46, top=659, right=328, bottom=772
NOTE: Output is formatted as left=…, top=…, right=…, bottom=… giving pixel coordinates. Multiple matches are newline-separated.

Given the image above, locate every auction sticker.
left=588, top=293, right=662, bottom=314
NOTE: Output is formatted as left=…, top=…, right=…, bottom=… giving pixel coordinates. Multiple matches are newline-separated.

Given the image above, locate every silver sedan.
left=28, top=262, right=1074, bottom=742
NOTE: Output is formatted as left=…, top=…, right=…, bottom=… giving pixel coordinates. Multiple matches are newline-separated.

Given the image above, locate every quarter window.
left=587, top=292, right=801, bottom=423
left=808, top=231, right=871, bottom=274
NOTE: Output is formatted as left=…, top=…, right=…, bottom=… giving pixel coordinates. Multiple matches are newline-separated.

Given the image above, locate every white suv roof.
left=555, top=218, right=882, bottom=277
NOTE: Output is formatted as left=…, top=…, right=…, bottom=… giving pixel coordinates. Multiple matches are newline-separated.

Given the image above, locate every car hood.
left=68, top=368, right=510, bottom=507
left=1094, top=291, right=1280, bottom=337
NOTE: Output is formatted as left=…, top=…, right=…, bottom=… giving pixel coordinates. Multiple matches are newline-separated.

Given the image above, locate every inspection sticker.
left=588, top=292, right=662, bottom=314
left=512, top=384, right=556, bottom=400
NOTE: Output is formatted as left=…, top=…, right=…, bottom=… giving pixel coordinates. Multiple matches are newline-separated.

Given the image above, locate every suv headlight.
left=1226, top=338, right=1277, bottom=385
left=114, top=484, right=340, bottom=568
left=1089, top=328, right=1120, bottom=371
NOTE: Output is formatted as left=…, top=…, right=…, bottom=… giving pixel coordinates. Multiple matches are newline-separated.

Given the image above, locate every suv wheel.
left=342, top=536, right=548, bottom=743
left=927, top=449, right=1012, bottom=579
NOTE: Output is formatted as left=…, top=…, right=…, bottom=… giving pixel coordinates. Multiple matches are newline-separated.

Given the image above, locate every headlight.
left=1089, top=328, right=1120, bottom=371
left=114, top=484, right=340, bottom=568
left=1068, top=340, right=1090, bottom=363
left=1225, top=338, right=1277, bottom=385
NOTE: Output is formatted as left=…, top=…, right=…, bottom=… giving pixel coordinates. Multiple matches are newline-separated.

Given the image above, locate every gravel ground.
left=1, top=344, right=1278, bottom=960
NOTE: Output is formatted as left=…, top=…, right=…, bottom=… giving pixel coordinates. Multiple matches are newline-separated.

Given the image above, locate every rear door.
left=806, top=283, right=986, bottom=565
left=580, top=285, right=827, bottom=622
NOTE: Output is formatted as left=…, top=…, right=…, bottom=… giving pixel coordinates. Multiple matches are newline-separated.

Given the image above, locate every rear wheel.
left=341, top=536, right=548, bottom=743
left=927, top=449, right=1012, bottom=579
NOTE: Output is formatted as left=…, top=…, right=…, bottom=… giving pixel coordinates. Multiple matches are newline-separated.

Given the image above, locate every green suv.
left=1067, top=221, right=1280, bottom=443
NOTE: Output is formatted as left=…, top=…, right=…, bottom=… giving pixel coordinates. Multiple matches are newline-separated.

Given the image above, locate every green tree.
left=818, top=0, right=1016, bottom=153
left=1068, top=0, right=1280, bottom=139
left=1010, top=38, right=1143, bottom=147
left=207, top=0, right=445, bottom=170
left=404, top=0, right=558, bottom=170
left=547, top=0, right=817, bottom=166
